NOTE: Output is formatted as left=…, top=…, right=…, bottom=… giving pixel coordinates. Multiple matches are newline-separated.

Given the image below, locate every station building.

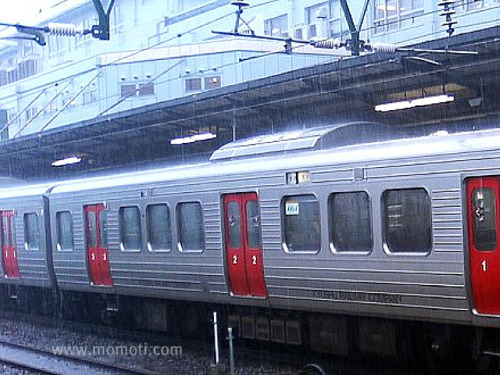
left=0, top=0, right=498, bottom=178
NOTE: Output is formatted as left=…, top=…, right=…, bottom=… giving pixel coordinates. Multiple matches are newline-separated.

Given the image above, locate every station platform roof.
left=2, top=25, right=500, bottom=180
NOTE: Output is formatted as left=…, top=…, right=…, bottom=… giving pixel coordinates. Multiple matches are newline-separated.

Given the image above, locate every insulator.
left=442, top=20, right=458, bottom=27
left=313, top=38, right=342, bottom=50
left=47, top=22, right=84, bottom=36
left=369, top=42, right=397, bottom=53
left=439, top=10, right=456, bottom=17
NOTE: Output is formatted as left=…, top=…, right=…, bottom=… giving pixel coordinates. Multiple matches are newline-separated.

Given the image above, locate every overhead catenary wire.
left=2, top=0, right=491, bottom=137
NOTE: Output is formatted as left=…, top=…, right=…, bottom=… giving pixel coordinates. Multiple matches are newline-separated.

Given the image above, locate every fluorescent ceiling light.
left=52, top=156, right=82, bottom=167
left=374, top=94, right=454, bottom=112
left=170, top=132, right=217, bottom=145
left=374, top=100, right=413, bottom=112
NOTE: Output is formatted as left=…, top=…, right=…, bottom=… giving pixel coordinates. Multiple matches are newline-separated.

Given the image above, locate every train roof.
left=0, top=183, right=54, bottom=200
left=48, top=123, right=500, bottom=194
left=210, top=122, right=397, bottom=161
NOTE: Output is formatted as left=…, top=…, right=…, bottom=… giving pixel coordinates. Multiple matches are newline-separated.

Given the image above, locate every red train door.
left=223, top=193, right=267, bottom=298
left=84, top=204, right=113, bottom=286
left=467, top=177, right=500, bottom=315
left=0, top=211, right=20, bottom=279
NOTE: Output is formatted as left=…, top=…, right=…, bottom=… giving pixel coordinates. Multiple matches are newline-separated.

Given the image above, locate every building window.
left=45, top=98, right=58, bottom=115
left=328, top=0, right=347, bottom=39
left=24, top=213, right=40, bottom=251
left=119, top=206, right=142, bottom=251
left=56, top=211, right=74, bottom=251
left=177, top=202, right=204, bottom=252
left=138, top=83, right=155, bottom=96
left=306, top=2, right=329, bottom=39
left=185, top=78, right=202, bottom=92
left=283, top=195, right=321, bottom=253
left=382, top=188, right=431, bottom=253
left=205, top=76, right=221, bottom=90
left=467, top=0, right=484, bottom=11
left=453, top=0, right=498, bottom=12
left=146, top=204, right=172, bottom=252
left=185, top=76, right=221, bottom=92
left=120, top=84, right=137, bottom=98
left=264, top=14, right=289, bottom=37
left=82, top=89, right=98, bottom=104
left=25, top=107, right=37, bottom=121
left=303, top=1, right=346, bottom=40
left=373, top=0, right=424, bottom=34
left=329, top=192, right=372, bottom=253
left=111, top=5, right=124, bottom=35
left=120, top=83, right=155, bottom=98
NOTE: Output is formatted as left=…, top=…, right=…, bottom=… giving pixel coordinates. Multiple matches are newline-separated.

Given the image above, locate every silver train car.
left=1, top=122, right=500, bottom=361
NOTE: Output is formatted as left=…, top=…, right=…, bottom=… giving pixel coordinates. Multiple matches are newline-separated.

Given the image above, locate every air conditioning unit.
left=311, top=7, right=329, bottom=40
left=294, top=25, right=308, bottom=40
left=309, top=20, right=329, bottom=40
left=7, top=68, right=18, bottom=84
left=308, top=23, right=317, bottom=39
left=18, top=59, right=39, bottom=79
left=315, top=7, right=328, bottom=20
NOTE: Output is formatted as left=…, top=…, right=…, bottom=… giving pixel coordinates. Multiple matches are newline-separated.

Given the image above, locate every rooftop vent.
left=210, top=122, right=401, bottom=161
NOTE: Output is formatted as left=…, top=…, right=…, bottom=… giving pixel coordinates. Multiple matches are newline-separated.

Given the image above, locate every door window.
left=472, top=188, right=497, bottom=251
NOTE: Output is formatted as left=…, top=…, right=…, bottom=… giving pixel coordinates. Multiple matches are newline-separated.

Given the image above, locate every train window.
left=382, top=188, right=432, bottom=253
left=23, top=213, right=40, bottom=251
left=177, top=202, right=205, bottom=252
left=99, top=210, right=108, bottom=249
left=227, top=201, right=242, bottom=248
left=246, top=200, right=262, bottom=249
left=472, top=188, right=497, bottom=251
left=119, top=206, right=142, bottom=251
left=146, top=204, right=172, bottom=252
left=329, top=192, right=372, bottom=253
left=56, top=211, right=74, bottom=251
left=283, top=195, right=321, bottom=253
left=1, top=215, right=10, bottom=246
left=88, top=211, right=97, bottom=248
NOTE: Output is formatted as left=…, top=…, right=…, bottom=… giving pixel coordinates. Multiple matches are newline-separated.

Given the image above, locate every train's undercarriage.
left=0, top=284, right=498, bottom=373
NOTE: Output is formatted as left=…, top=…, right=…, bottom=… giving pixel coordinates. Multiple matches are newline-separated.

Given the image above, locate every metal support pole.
left=340, top=0, right=360, bottom=55
left=213, top=311, right=220, bottom=365
left=228, top=327, right=235, bottom=375
left=91, top=0, right=116, bottom=40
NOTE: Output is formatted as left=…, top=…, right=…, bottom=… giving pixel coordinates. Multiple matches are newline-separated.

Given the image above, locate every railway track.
left=0, top=310, right=429, bottom=375
left=0, top=338, right=161, bottom=375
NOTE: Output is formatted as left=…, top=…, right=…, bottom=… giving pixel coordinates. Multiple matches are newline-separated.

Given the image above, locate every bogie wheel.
left=298, top=363, right=327, bottom=375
